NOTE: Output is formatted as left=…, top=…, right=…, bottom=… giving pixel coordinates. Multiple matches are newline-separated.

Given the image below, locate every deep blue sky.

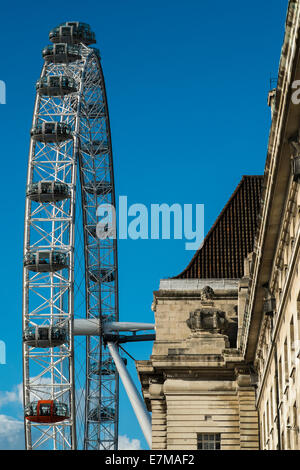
left=0, top=0, right=288, bottom=450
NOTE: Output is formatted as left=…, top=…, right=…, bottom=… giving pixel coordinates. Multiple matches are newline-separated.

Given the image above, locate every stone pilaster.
left=236, top=368, right=260, bottom=450
left=149, top=382, right=167, bottom=450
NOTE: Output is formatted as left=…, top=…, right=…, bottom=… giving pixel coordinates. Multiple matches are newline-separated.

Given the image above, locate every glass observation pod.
left=84, top=103, right=106, bottom=119
left=91, top=359, right=116, bottom=376
left=26, top=181, right=70, bottom=203
left=25, top=400, right=69, bottom=424
left=31, top=122, right=72, bottom=143
left=88, top=406, right=114, bottom=422
left=36, top=75, right=77, bottom=97
left=91, top=357, right=127, bottom=375
left=49, top=22, right=96, bottom=45
left=24, top=251, right=68, bottom=273
left=84, top=181, right=111, bottom=195
left=23, top=326, right=68, bottom=348
left=42, top=43, right=81, bottom=64
left=89, top=268, right=115, bottom=283
left=80, top=139, right=109, bottom=155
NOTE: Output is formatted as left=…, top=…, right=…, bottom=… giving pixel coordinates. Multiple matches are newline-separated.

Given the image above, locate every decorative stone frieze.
left=186, top=308, right=228, bottom=335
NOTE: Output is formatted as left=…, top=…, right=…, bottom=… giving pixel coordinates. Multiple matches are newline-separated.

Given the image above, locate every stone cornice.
left=254, top=217, right=300, bottom=404
left=269, top=182, right=298, bottom=292
left=153, top=289, right=238, bottom=300
left=241, top=0, right=300, bottom=361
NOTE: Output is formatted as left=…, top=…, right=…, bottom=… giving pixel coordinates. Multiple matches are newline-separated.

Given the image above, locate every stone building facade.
left=136, top=1, right=300, bottom=450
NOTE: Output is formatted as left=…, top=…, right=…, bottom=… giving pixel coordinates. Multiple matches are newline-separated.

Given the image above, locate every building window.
left=293, top=402, right=298, bottom=448
left=262, top=412, right=266, bottom=449
left=278, top=356, right=283, bottom=398
left=297, top=294, right=300, bottom=354
left=284, top=338, right=289, bottom=386
left=270, top=387, right=274, bottom=426
left=266, top=400, right=270, bottom=437
left=290, top=316, right=295, bottom=370
left=287, top=417, right=291, bottom=450
left=197, top=433, right=221, bottom=450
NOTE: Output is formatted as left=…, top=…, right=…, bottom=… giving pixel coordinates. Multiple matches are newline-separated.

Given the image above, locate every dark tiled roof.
left=174, top=175, right=264, bottom=279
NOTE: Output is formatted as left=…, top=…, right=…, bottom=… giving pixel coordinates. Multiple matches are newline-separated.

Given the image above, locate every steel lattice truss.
left=23, top=43, right=119, bottom=450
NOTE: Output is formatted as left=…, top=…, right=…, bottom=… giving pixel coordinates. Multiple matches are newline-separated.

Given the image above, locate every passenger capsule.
left=49, top=22, right=96, bottom=46
left=24, top=251, right=68, bottom=273
left=26, top=181, right=70, bottom=203
left=84, top=181, right=111, bottom=195
left=90, top=357, right=127, bottom=375
left=89, top=268, right=115, bottom=283
left=31, top=122, right=72, bottom=143
left=42, top=43, right=81, bottom=64
left=80, top=140, right=109, bottom=155
left=36, top=75, right=77, bottom=97
left=25, top=400, right=69, bottom=424
left=91, top=359, right=116, bottom=376
left=88, top=406, right=114, bottom=422
left=23, top=326, right=67, bottom=348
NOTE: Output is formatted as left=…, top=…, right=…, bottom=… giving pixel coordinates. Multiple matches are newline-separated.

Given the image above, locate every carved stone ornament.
left=186, top=308, right=228, bottom=334
left=200, top=286, right=214, bottom=301
left=234, top=366, right=252, bottom=387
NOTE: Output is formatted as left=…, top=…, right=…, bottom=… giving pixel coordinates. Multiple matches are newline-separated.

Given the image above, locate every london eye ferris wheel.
left=22, top=21, right=153, bottom=450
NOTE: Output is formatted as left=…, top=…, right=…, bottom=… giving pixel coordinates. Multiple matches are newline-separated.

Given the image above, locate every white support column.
left=107, top=341, right=152, bottom=449
left=73, top=320, right=155, bottom=336
left=73, top=319, right=101, bottom=336
left=103, top=322, right=155, bottom=333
